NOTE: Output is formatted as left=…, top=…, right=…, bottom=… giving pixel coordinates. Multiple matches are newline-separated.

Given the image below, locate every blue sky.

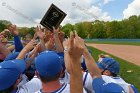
left=0, top=0, right=140, bottom=27
left=100, top=0, right=133, bottom=20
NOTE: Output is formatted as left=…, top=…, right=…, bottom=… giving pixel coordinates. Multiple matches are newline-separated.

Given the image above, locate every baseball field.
left=87, top=40, right=140, bottom=92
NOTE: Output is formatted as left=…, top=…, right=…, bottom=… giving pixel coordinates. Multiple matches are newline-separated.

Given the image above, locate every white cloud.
left=123, top=0, right=140, bottom=18
left=0, top=0, right=111, bottom=27
left=103, top=0, right=114, bottom=5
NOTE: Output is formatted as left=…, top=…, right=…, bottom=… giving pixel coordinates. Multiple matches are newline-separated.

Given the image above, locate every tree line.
left=62, top=15, right=140, bottom=39
left=0, top=15, right=140, bottom=39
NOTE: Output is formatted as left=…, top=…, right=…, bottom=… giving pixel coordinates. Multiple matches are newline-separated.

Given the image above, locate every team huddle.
left=0, top=24, right=138, bottom=93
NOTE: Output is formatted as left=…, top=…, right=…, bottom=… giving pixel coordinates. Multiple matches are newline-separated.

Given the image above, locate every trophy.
left=40, top=4, right=67, bottom=31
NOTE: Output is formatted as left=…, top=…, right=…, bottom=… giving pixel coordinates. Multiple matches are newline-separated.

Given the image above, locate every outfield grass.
left=86, top=41, right=140, bottom=46
left=88, top=46, right=140, bottom=92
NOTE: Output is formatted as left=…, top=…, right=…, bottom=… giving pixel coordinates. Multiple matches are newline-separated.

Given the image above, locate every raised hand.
left=35, top=26, right=45, bottom=40
left=0, top=29, right=10, bottom=37
left=45, top=38, right=55, bottom=50
left=74, top=33, right=86, bottom=50
left=52, top=27, right=63, bottom=52
left=58, top=29, right=65, bottom=43
left=0, top=35, right=8, bottom=44
left=33, top=32, right=38, bottom=40
left=16, top=39, right=37, bottom=60
left=53, top=27, right=59, bottom=35
left=63, top=32, right=83, bottom=93
left=24, top=39, right=37, bottom=51
left=68, top=32, right=84, bottom=59
left=7, top=24, right=19, bottom=36
left=43, top=28, right=53, bottom=42
left=63, top=32, right=84, bottom=74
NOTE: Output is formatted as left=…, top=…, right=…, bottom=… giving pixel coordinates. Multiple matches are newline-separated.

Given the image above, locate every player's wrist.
left=83, top=48, right=89, bottom=54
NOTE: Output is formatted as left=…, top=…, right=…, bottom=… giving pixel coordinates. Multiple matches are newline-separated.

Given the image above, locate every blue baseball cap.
left=92, top=78, right=125, bottom=93
left=35, top=51, right=63, bottom=77
left=97, top=58, right=120, bottom=74
left=0, top=59, right=26, bottom=90
left=4, top=52, right=20, bottom=61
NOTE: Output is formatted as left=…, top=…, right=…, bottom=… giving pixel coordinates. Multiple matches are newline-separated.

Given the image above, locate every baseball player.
left=82, top=57, right=135, bottom=93
left=97, top=58, right=136, bottom=93
left=0, top=39, right=43, bottom=93
left=58, top=49, right=94, bottom=93
left=71, top=35, right=127, bottom=93
left=34, top=51, right=70, bottom=93
left=0, top=59, right=42, bottom=93
left=1, top=51, right=69, bottom=93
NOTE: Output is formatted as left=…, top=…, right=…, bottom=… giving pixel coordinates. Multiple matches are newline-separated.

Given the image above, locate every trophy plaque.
left=40, top=4, right=67, bottom=31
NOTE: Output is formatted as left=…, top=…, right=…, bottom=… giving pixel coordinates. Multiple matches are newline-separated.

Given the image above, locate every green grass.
left=86, top=41, right=140, bottom=46
left=88, top=46, right=140, bottom=92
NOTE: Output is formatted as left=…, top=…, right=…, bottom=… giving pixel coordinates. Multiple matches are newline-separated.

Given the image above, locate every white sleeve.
left=102, top=75, right=129, bottom=93
left=59, top=71, right=70, bottom=84
left=18, top=76, right=42, bottom=93
left=113, top=77, right=129, bottom=93
left=18, top=74, right=29, bottom=87
left=102, top=75, right=115, bottom=83
left=83, top=72, right=95, bottom=93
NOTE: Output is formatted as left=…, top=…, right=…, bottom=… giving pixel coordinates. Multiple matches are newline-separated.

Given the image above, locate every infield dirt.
left=87, top=44, right=140, bottom=66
